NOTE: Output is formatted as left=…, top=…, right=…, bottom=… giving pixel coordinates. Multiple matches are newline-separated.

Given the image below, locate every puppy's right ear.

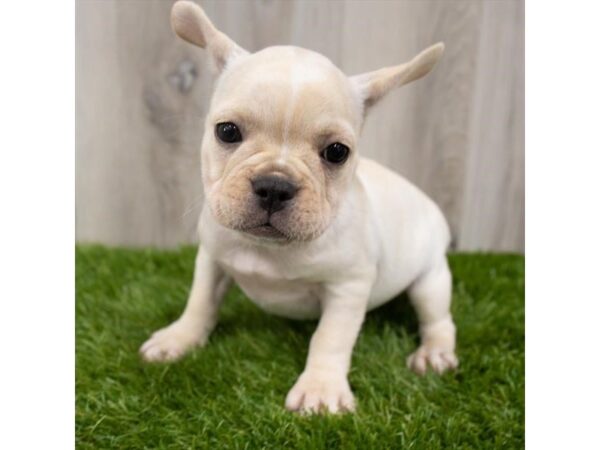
left=171, top=1, right=248, bottom=73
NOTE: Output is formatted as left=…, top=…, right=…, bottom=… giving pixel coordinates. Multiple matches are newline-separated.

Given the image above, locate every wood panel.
left=459, top=0, right=525, bottom=251
left=76, top=0, right=524, bottom=251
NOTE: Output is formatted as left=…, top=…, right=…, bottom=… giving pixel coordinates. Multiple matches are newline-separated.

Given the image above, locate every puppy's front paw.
left=407, top=346, right=458, bottom=375
left=140, top=319, right=207, bottom=363
left=285, top=370, right=355, bottom=414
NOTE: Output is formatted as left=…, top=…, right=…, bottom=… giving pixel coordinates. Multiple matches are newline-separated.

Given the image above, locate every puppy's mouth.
left=243, top=221, right=287, bottom=240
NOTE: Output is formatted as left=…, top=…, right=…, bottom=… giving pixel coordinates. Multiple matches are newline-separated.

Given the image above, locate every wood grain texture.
left=76, top=0, right=524, bottom=251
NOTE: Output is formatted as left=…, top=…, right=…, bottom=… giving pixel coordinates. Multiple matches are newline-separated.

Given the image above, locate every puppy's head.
left=171, top=1, right=444, bottom=243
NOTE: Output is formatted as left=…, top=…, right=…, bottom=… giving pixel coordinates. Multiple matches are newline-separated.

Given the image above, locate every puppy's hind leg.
left=406, top=258, right=458, bottom=375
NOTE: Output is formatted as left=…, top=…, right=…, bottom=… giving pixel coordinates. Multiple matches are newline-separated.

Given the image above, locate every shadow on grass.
left=211, top=289, right=420, bottom=358
left=366, top=292, right=419, bottom=336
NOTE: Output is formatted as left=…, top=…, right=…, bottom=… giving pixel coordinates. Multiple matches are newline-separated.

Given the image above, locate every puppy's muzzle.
left=251, top=176, right=298, bottom=215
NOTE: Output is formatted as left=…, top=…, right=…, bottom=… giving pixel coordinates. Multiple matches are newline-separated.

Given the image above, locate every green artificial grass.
left=76, top=245, right=524, bottom=449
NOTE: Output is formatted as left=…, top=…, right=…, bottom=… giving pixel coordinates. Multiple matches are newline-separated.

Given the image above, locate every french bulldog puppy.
left=141, top=1, right=458, bottom=414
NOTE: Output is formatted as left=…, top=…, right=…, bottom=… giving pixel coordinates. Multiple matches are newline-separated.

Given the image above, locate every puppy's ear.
left=351, top=43, right=444, bottom=110
left=171, top=1, right=248, bottom=73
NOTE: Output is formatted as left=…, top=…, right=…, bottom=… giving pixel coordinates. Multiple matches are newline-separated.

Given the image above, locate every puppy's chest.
left=217, top=249, right=322, bottom=319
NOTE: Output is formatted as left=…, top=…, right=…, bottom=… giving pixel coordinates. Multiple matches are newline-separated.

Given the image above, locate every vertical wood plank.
left=458, top=0, right=525, bottom=251
left=77, top=0, right=210, bottom=246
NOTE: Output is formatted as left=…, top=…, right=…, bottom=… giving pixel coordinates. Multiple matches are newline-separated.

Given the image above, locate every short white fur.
left=280, top=59, right=329, bottom=162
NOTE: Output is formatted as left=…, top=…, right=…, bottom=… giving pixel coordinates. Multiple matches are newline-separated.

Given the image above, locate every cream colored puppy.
left=141, top=1, right=458, bottom=414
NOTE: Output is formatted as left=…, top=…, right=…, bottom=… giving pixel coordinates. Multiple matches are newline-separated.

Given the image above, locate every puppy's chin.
left=238, top=217, right=328, bottom=244
left=242, top=223, right=289, bottom=241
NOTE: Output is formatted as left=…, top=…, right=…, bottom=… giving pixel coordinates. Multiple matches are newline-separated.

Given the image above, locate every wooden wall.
left=76, top=0, right=524, bottom=251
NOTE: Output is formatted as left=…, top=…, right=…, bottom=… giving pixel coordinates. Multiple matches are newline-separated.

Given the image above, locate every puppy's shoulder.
left=356, top=157, right=421, bottom=197
left=356, top=157, right=451, bottom=247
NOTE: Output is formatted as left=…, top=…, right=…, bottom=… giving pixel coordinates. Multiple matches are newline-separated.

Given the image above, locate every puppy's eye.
left=215, top=122, right=242, bottom=144
left=321, top=142, right=350, bottom=164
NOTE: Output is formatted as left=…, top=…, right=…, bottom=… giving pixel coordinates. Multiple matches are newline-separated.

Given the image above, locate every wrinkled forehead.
left=209, top=46, right=362, bottom=140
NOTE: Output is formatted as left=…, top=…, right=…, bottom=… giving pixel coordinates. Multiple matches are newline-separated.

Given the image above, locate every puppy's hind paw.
left=407, top=346, right=458, bottom=375
left=139, top=319, right=207, bottom=363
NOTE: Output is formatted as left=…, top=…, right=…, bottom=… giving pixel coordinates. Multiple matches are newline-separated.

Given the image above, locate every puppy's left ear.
left=171, top=1, right=248, bottom=73
left=351, top=42, right=444, bottom=110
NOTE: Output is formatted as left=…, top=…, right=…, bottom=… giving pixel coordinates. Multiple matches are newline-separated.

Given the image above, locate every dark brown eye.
left=215, top=122, right=242, bottom=143
left=321, top=142, right=350, bottom=164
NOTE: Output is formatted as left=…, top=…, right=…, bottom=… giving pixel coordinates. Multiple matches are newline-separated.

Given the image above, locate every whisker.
left=181, top=195, right=205, bottom=219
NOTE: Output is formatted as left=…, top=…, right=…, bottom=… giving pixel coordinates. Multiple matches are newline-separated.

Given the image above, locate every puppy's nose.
left=251, top=176, right=298, bottom=214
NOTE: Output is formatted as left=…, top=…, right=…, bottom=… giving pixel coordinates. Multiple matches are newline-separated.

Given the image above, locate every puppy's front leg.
left=285, top=277, right=373, bottom=414
left=140, top=249, right=229, bottom=362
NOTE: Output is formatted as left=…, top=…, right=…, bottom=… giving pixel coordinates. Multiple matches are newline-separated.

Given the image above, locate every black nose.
left=251, top=176, right=298, bottom=214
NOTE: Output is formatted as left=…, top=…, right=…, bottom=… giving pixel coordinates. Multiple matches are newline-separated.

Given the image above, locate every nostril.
left=278, top=191, right=292, bottom=202
left=256, top=188, right=268, bottom=199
